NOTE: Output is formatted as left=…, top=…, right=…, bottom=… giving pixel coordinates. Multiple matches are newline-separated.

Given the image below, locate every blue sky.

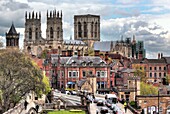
left=0, top=0, right=170, bottom=58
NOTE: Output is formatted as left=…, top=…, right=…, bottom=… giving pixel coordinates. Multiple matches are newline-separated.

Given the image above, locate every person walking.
left=36, top=104, right=39, bottom=113
left=124, top=102, right=127, bottom=113
left=24, top=100, right=28, bottom=110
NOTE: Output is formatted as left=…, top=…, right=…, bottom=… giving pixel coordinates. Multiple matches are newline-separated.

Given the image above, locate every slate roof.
left=93, top=41, right=116, bottom=52
left=64, top=40, right=86, bottom=45
left=119, top=68, right=135, bottom=73
left=8, top=23, right=17, bottom=34
left=77, top=80, right=86, bottom=87
left=51, top=56, right=107, bottom=66
left=163, top=57, right=170, bottom=64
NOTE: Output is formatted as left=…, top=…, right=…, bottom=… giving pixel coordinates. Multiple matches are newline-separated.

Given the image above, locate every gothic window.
left=29, top=28, right=32, bottom=39
left=35, top=28, right=38, bottom=40
left=50, top=27, right=53, bottom=39
left=154, top=73, right=157, bottom=78
left=95, top=22, right=97, bottom=37
left=78, top=22, right=82, bottom=37
left=91, top=22, right=93, bottom=37
left=57, top=27, right=60, bottom=38
left=84, top=22, right=87, bottom=37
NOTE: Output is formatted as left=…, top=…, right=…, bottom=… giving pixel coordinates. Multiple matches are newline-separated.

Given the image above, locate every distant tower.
left=46, top=10, right=63, bottom=41
left=24, top=11, right=41, bottom=41
left=74, top=14, right=100, bottom=47
left=6, top=23, right=19, bottom=48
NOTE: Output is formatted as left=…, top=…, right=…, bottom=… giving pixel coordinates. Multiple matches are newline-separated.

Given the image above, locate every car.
left=105, top=101, right=112, bottom=108
left=110, top=104, right=117, bottom=110
left=100, top=107, right=109, bottom=114
left=54, top=89, right=60, bottom=93
left=65, top=91, right=71, bottom=95
left=112, top=106, right=124, bottom=114
left=71, top=91, right=77, bottom=95
left=93, top=98, right=99, bottom=103
left=97, top=100, right=104, bottom=106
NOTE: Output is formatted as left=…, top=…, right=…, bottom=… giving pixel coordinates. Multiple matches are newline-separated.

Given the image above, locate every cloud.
left=100, top=15, right=170, bottom=58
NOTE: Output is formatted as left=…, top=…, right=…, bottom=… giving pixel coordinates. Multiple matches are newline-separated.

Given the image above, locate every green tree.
left=134, top=66, right=147, bottom=83
left=140, top=82, right=158, bottom=95
left=0, top=49, right=47, bottom=112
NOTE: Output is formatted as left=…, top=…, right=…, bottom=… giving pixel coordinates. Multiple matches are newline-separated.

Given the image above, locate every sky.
left=0, top=0, right=170, bottom=58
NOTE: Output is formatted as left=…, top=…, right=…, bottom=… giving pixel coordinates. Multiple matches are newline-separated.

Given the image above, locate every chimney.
left=62, top=50, right=66, bottom=57
left=161, top=53, right=163, bottom=58
left=94, top=50, right=100, bottom=56
left=158, top=53, right=160, bottom=59
left=105, top=52, right=109, bottom=61
left=78, top=50, right=81, bottom=56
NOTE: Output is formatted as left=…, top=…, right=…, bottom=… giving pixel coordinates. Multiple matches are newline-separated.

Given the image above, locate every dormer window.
left=81, top=61, right=86, bottom=66
left=71, top=60, right=76, bottom=66
left=88, top=61, right=93, bottom=66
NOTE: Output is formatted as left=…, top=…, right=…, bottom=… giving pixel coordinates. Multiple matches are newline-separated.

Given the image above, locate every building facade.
left=74, top=14, right=100, bottom=47
left=50, top=53, right=111, bottom=93
left=132, top=58, right=167, bottom=83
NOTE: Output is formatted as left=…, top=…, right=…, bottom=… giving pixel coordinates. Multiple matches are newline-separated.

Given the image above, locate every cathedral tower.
left=46, top=10, right=63, bottom=41
left=74, top=14, right=100, bottom=47
left=6, top=23, right=19, bottom=48
left=24, top=11, right=41, bottom=41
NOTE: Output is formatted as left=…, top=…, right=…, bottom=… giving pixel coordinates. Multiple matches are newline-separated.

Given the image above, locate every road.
left=53, top=92, right=133, bottom=114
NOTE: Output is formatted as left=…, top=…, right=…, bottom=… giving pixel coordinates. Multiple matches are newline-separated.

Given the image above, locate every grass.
left=47, top=110, right=85, bottom=114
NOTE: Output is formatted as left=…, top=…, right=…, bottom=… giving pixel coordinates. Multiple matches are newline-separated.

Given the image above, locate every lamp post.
left=158, top=89, right=160, bottom=114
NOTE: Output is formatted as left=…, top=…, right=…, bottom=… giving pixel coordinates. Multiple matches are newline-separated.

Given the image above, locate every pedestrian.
left=36, top=104, right=39, bottom=113
left=24, top=100, right=28, bottom=110
left=124, top=102, right=127, bottom=113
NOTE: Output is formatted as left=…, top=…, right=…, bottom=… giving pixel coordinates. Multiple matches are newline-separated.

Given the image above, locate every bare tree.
left=0, top=49, right=46, bottom=112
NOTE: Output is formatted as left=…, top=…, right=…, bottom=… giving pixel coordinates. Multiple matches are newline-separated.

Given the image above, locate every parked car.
left=97, top=100, right=104, bottom=106
left=105, top=100, right=112, bottom=108
left=94, top=98, right=99, bottom=103
left=100, top=107, right=109, bottom=113
left=112, top=105, right=124, bottom=114
left=71, top=91, right=77, bottom=95
left=65, top=91, right=71, bottom=95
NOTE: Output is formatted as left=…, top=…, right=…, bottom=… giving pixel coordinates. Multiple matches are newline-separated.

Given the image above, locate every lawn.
left=47, top=110, right=86, bottom=114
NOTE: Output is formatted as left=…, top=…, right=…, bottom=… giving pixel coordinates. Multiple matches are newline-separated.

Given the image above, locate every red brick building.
left=132, top=58, right=167, bottom=83
left=50, top=53, right=111, bottom=93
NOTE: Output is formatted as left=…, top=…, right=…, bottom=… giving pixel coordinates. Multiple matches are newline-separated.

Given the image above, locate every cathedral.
left=23, top=9, right=145, bottom=59
left=24, top=10, right=101, bottom=57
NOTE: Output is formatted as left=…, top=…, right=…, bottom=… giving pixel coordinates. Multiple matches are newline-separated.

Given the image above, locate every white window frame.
left=68, top=71, right=72, bottom=77
left=68, top=71, right=79, bottom=78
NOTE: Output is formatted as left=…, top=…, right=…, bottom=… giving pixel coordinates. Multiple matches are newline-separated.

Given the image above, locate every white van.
left=105, top=94, right=118, bottom=104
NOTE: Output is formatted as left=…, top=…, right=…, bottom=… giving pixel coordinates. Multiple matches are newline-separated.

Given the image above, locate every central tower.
left=74, top=14, right=100, bottom=47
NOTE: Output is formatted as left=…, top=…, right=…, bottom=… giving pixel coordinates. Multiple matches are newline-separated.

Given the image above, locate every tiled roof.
left=108, top=53, right=123, bottom=59
left=119, top=68, right=135, bottom=73
left=147, top=59, right=166, bottom=63
left=132, top=58, right=166, bottom=64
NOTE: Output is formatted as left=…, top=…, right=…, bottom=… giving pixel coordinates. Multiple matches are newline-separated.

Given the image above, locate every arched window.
left=95, top=22, right=97, bottom=37
left=78, top=22, right=82, bottom=37
left=91, top=22, right=94, bottom=37
left=29, top=28, right=32, bottom=39
left=35, top=28, right=38, bottom=40
left=50, top=27, right=53, bottom=39
left=57, top=27, right=60, bottom=38
left=84, top=22, right=87, bottom=37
